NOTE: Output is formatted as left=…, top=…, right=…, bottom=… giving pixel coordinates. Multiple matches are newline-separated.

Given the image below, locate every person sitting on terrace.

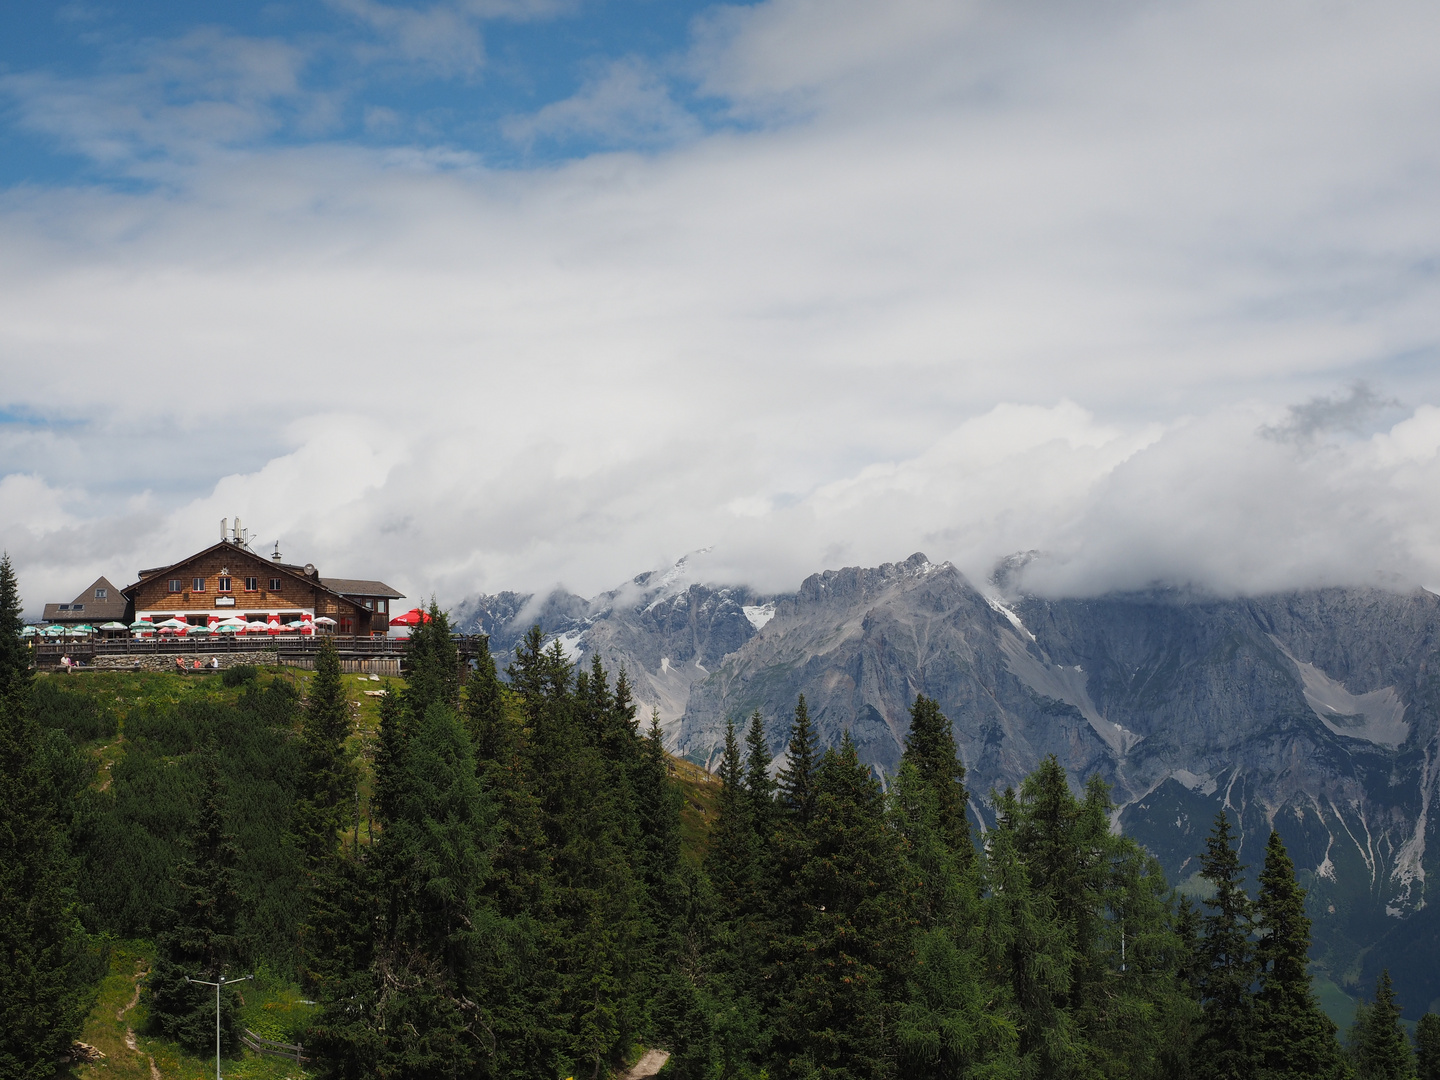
left=192, top=659, right=201, bottom=670
left=175, top=656, right=186, bottom=672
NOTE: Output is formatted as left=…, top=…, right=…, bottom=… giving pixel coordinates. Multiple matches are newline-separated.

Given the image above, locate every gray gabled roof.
left=323, top=578, right=405, bottom=600
left=43, top=576, right=128, bottom=623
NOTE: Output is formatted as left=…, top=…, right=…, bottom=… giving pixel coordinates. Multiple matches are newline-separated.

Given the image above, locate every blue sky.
left=0, top=0, right=763, bottom=191
left=3, top=0, right=1440, bottom=611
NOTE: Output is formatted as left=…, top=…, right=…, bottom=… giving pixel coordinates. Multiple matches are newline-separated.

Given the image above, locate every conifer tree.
left=1252, top=830, right=1346, bottom=1079
left=743, top=709, right=775, bottom=842
left=984, top=787, right=1076, bottom=1077
left=773, top=734, right=909, bottom=1079
left=462, top=634, right=506, bottom=761
left=777, top=694, right=818, bottom=825
left=1351, top=970, right=1414, bottom=1080
left=902, top=694, right=972, bottom=865
left=892, top=760, right=1002, bottom=1076
left=0, top=554, right=95, bottom=1078
left=295, top=637, right=354, bottom=861
left=634, top=708, right=682, bottom=916
left=706, top=719, right=755, bottom=913
left=1194, top=811, right=1257, bottom=1080
left=312, top=703, right=499, bottom=1078
left=401, top=600, right=461, bottom=718
left=464, top=636, right=547, bottom=919
left=1415, top=1012, right=1440, bottom=1080
left=148, top=747, right=244, bottom=1054
left=294, top=638, right=357, bottom=984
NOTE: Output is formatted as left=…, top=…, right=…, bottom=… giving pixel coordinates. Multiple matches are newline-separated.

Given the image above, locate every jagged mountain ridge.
left=450, top=556, right=781, bottom=727
left=452, top=551, right=1440, bottom=1012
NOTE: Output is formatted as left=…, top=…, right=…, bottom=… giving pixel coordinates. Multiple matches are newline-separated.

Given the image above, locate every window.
left=218, top=576, right=232, bottom=592
left=365, top=599, right=374, bottom=610
left=72, top=604, right=83, bottom=611
left=244, top=577, right=258, bottom=592
left=58, top=604, right=70, bottom=611
left=269, top=578, right=282, bottom=591
left=193, top=577, right=205, bottom=592
left=169, top=579, right=183, bottom=593
left=378, top=599, right=386, bottom=613
left=95, top=588, right=107, bottom=599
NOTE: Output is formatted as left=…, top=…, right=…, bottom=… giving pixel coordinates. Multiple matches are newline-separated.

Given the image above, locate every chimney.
left=221, top=517, right=228, bottom=542
left=272, top=541, right=283, bottom=562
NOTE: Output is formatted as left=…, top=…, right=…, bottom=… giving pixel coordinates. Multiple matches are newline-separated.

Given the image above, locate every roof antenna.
left=221, top=517, right=228, bottom=543
left=272, top=541, right=283, bottom=562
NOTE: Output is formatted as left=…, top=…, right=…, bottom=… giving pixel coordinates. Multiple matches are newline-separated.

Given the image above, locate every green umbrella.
left=129, top=621, right=153, bottom=631
left=70, top=624, right=95, bottom=633
left=20, top=626, right=39, bottom=637
left=44, top=625, right=67, bottom=637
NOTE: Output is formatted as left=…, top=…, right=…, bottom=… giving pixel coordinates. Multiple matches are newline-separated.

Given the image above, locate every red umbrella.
left=389, top=607, right=432, bottom=627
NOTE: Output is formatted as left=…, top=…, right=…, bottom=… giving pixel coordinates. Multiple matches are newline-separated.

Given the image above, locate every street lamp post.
left=184, top=972, right=253, bottom=1080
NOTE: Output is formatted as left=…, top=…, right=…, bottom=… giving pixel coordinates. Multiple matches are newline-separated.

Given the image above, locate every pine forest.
left=3, top=552, right=1438, bottom=1080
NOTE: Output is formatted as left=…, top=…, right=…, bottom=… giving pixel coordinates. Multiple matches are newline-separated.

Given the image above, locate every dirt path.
left=117, top=962, right=160, bottom=1077
left=617, top=1049, right=670, bottom=1079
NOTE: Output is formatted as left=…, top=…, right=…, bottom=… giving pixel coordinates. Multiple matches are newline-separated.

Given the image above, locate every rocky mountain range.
left=453, top=551, right=1440, bottom=1016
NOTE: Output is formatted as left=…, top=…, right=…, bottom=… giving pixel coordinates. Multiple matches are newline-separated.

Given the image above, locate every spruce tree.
left=401, top=600, right=461, bottom=718
left=0, top=554, right=95, bottom=1078
left=902, top=694, right=972, bottom=865
left=1415, top=1013, right=1440, bottom=1080
left=892, top=760, right=1001, bottom=1076
left=295, top=638, right=357, bottom=983
left=1253, top=830, right=1346, bottom=1079
left=743, top=709, right=775, bottom=843
left=773, top=734, right=909, bottom=1079
left=1194, top=811, right=1257, bottom=1080
left=295, top=637, right=354, bottom=861
left=777, top=694, right=819, bottom=825
left=313, top=703, right=499, bottom=1078
left=1352, top=970, right=1414, bottom=1080
left=634, top=708, right=682, bottom=916
left=705, top=719, right=756, bottom=913
left=148, top=747, right=244, bottom=1054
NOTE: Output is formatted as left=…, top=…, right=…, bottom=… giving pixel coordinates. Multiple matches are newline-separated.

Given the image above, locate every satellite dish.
left=304, top=563, right=316, bottom=577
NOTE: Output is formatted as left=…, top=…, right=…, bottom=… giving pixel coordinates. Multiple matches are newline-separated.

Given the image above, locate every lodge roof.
left=322, top=578, right=404, bottom=599
left=42, top=576, right=128, bottom=624
left=124, top=541, right=403, bottom=606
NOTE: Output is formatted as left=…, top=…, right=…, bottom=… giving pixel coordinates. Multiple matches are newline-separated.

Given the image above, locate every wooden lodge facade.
left=119, top=540, right=403, bottom=637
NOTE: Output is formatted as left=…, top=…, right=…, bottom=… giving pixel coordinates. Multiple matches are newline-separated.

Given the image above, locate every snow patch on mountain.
left=998, top=629, right=1144, bottom=756
left=1269, top=635, right=1409, bottom=748
left=744, top=603, right=775, bottom=630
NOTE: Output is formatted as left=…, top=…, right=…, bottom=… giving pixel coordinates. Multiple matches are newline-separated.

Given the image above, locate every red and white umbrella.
left=313, top=616, right=337, bottom=626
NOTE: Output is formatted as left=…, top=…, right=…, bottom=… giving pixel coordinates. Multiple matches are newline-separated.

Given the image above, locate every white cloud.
left=4, top=0, right=1440, bottom=611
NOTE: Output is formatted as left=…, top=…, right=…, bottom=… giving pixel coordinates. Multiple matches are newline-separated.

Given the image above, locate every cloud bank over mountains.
left=2, top=0, right=1440, bottom=611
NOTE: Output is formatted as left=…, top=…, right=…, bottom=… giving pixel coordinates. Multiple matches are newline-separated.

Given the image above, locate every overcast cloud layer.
left=3, top=0, right=1440, bottom=614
